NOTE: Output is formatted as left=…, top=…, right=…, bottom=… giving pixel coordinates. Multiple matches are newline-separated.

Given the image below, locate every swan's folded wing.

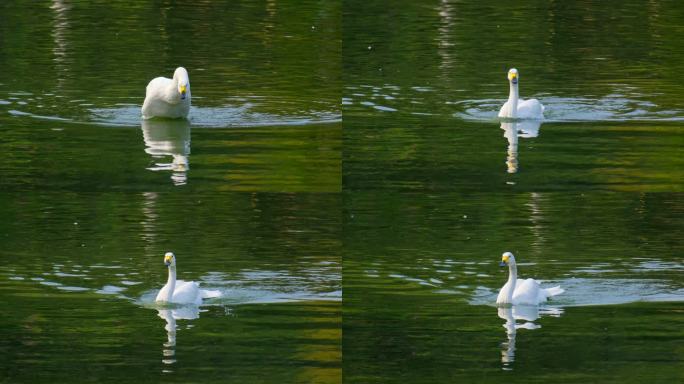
left=498, top=100, right=513, bottom=118
left=145, top=77, right=172, bottom=96
left=155, top=282, right=171, bottom=302
left=171, top=280, right=201, bottom=304
left=497, top=280, right=513, bottom=304
left=544, top=285, right=564, bottom=298
left=512, top=278, right=541, bottom=305
left=201, top=289, right=222, bottom=299
left=517, top=99, right=544, bottom=119
left=174, top=280, right=199, bottom=290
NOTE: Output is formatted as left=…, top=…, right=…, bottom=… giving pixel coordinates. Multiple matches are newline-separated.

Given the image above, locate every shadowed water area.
left=0, top=1, right=340, bottom=383
left=343, top=1, right=683, bottom=383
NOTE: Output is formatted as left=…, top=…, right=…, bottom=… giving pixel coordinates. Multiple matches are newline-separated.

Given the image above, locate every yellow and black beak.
left=508, top=72, right=518, bottom=84
left=164, top=255, right=173, bottom=266
left=500, top=254, right=510, bottom=267
left=179, top=85, right=187, bottom=100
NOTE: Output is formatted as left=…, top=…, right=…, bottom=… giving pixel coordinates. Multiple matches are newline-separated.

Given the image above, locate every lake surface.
left=343, top=1, right=683, bottom=383
left=1, top=1, right=683, bottom=383
left=343, top=192, right=682, bottom=382
left=1, top=1, right=340, bottom=383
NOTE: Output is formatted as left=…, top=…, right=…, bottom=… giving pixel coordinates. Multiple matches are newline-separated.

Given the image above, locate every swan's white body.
left=496, top=252, right=563, bottom=306
left=142, top=67, right=191, bottom=119
left=155, top=252, right=220, bottom=305
left=498, top=68, right=544, bottom=120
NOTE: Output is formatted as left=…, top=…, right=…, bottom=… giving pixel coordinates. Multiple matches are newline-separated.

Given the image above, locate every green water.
left=1, top=1, right=683, bottom=383
left=1, top=1, right=340, bottom=383
left=343, top=192, right=683, bottom=382
left=342, top=1, right=683, bottom=383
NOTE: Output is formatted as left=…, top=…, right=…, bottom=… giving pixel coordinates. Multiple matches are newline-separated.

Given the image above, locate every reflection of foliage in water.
left=0, top=1, right=341, bottom=122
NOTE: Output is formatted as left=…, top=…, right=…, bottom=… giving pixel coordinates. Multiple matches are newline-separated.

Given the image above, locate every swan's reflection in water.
left=157, top=306, right=199, bottom=371
left=500, top=120, right=542, bottom=174
left=141, top=119, right=191, bottom=185
left=498, top=305, right=562, bottom=370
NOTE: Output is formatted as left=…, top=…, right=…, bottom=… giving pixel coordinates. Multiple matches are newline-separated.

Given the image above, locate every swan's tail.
left=545, top=285, right=564, bottom=297
left=201, top=289, right=222, bottom=299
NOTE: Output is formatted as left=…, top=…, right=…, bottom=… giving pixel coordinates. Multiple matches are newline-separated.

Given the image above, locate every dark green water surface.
left=1, top=1, right=340, bottom=383
left=1, top=0, right=683, bottom=383
left=343, top=191, right=683, bottom=382
left=343, top=1, right=683, bottom=383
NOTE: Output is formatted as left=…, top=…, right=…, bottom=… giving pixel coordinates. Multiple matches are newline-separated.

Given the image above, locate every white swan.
left=142, top=67, right=191, bottom=119
left=496, top=252, right=564, bottom=306
left=155, top=252, right=220, bottom=305
left=498, top=68, right=544, bottom=120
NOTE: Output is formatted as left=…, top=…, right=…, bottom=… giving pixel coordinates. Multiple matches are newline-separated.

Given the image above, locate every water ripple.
left=454, top=96, right=684, bottom=122
left=90, top=104, right=341, bottom=128
left=1, top=92, right=340, bottom=128
left=5, top=260, right=340, bottom=305
left=345, top=84, right=684, bottom=122
left=470, top=278, right=684, bottom=307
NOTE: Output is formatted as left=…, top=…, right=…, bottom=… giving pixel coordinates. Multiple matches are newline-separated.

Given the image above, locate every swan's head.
left=500, top=251, right=516, bottom=267
left=163, top=252, right=176, bottom=267
left=173, top=67, right=190, bottom=100
left=507, top=68, right=518, bottom=85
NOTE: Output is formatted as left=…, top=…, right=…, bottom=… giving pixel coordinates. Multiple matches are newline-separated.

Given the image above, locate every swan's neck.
left=164, top=266, right=176, bottom=301
left=506, top=262, right=517, bottom=303
left=166, top=77, right=181, bottom=104
left=508, top=82, right=519, bottom=118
